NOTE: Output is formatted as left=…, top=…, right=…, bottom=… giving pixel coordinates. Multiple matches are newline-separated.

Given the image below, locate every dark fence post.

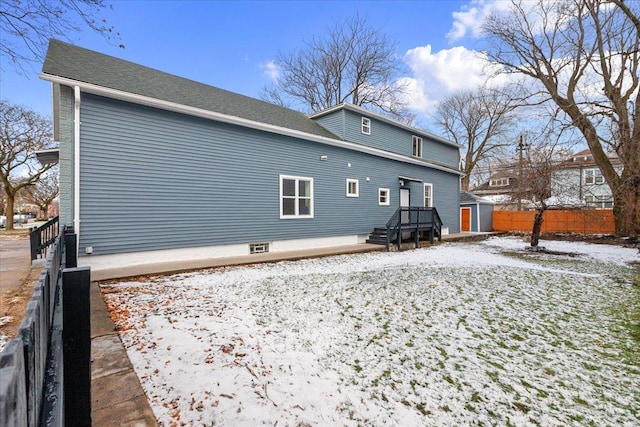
left=29, top=228, right=39, bottom=262
left=63, top=228, right=77, bottom=269
left=61, top=267, right=91, bottom=427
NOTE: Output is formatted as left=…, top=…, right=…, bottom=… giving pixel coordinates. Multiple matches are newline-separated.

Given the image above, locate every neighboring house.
left=41, top=40, right=462, bottom=257
left=459, top=192, right=494, bottom=232
left=551, top=149, right=621, bottom=209
left=469, top=168, right=523, bottom=210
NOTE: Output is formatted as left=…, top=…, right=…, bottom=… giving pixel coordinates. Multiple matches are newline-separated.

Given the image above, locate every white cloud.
left=401, top=44, right=507, bottom=115
left=260, top=60, right=280, bottom=82
left=447, top=0, right=511, bottom=42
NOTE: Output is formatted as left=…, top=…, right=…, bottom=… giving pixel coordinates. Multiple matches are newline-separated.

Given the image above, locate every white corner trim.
left=39, top=73, right=463, bottom=176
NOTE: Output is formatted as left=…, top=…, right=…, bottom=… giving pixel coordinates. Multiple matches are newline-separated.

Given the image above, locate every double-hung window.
left=424, top=183, right=433, bottom=207
left=378, top=188, right=390, bottom=206
left=346, top=179, right=359, bottom=197
left=280, top=175, right=313, bottom=218
left=361, top=117, right=371, bottom=135
left=412, top=136, right=423, bottom=158
left=584, top=168, right=604, bottom=185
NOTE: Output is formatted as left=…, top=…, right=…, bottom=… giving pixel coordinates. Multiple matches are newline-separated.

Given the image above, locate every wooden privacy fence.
left=0, top=227, right=92, bottom=427
left=493, top=210, right=615, bottom=234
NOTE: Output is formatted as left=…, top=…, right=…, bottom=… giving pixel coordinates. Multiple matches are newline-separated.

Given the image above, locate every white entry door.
left=400, top=188, right=410, bottom=223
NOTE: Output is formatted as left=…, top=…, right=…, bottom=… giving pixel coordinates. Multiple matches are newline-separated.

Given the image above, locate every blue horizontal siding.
left=77, top=94, right=460, bottom=254
left=318, top=108, right=459, bottom=169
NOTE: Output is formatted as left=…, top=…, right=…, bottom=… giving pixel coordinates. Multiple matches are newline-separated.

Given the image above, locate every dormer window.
left=489, top=177, right=510, bottom=187
left=412, top=136, right=423, bottom=158
left=361, top=117, right=371, bottom=135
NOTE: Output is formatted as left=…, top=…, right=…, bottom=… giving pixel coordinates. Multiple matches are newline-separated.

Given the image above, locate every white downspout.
left=476, top=203, right=481, bottom=233
left=74, top=86, right=81, bottom=250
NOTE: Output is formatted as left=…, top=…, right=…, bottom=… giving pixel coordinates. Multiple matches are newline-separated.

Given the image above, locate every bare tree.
left=261, top=15, right=410, bottom=121
left=24, top=169, right=59, bottom=219
left=482, top=0, right=640, bottom=237
left=0, top=0, right=122, bottom=73
left=435, top=88, right=519, bottom=191
left=1, top=101, right=56, bottom=229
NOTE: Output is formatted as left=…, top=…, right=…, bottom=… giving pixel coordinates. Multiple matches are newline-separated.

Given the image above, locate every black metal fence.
left=30, top=216, right=59, bottom=261
left=0, top=227, right=92, bottom=427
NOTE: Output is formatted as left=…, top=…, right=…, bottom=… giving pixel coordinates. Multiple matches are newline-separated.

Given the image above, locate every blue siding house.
left=41, top=40, right=462, bottom=257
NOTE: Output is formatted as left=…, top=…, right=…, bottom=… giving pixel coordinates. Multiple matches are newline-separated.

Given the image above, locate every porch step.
left=366, top=228, right=389, bottom=246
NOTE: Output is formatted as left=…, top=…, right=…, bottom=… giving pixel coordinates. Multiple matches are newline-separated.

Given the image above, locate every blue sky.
left=1, top=0, right=498, bottom=130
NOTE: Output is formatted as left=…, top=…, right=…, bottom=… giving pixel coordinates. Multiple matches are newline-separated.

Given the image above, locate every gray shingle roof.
left=42, top=39, right=341, bottom=141
left=460, top=191, right=494, bottom=204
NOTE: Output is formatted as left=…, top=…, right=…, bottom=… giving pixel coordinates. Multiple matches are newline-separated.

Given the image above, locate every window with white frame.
left=378, top=188, right=390, bottom=205
left=424, top=183, right=433, bottom=207
left=489, top=177, right=510, bottom=187
left=412, top=135, right=423, bottom=158
left=361, top=117, right=371, bottom=135
left=280, top=175, right=313, bottom=218
left=346, top=179, right=359, bottom=197
left=585, top=195, right=613, bottom=209
left=584, top=168, right=604, bottom=185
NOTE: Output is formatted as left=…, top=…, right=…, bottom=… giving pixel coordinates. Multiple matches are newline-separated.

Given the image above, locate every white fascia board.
left=311, top=103, right=463, bottom=149
left=40, top=74, right=463, bottom=176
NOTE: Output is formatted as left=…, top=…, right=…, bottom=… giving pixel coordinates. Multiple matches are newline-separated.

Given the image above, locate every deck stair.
left=367, top=207, right=443, bottom=251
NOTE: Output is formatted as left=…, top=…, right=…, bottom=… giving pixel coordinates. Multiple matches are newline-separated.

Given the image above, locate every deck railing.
left=385, top=207, right=442, bottom=251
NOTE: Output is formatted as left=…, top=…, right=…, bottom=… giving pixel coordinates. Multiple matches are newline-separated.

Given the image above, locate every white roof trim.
left=310, top=103, right=463, bottom=149
left=40, top=73, right=463, bottom=176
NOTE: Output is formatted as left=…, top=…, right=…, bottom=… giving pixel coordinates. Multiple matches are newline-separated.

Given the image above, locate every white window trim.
left=361, top=117, right=371, bottom=135
left=423, top=183, right=433, bottom=207
left=279, top=174, right=314, bottom=219
left=412, top=135, right=423, bottom=158
left=489, top=177, right=510, bottom=187
left=378, top=188, right=390, bottom=206
left=584, top=168, right=604, bottom=185
left=346, top=178, right=359, bottom=197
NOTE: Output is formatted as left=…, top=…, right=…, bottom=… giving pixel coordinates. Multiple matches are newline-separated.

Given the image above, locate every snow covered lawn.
left=101, top=237, right=640, bottom=426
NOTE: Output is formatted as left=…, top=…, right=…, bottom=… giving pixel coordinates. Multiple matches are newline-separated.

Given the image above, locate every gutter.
left=40, top=73, right=464, bottom=177
left=74, top=85, right=81, bottom=255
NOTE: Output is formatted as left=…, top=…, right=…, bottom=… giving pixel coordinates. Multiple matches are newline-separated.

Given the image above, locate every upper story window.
left=280, top=175, right=314, bottom=219
left=574, top=155, right=593, bottom=162
left=378, top=188, right=390, bottom=206
left=412, top=136, right=423, bottom=158
left=346, top=179, right=359, bottom=197
left=489, top=177, right=510, bottom=187
left=584, top=168, right=604, bottom=185
left=361, top=117, right=371, bottom=135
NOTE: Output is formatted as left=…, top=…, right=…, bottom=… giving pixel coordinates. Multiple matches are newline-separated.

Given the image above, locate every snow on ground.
left=102, top=237, right=640, bottom=426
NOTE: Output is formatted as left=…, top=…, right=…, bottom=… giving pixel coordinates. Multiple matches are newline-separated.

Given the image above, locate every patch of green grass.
left=513, top=401, right=530, bottom=413
left=486, top=370, right=500, bottom=382
left=487, top=360, right=505, bottom=371
left=470, top=391, right=483, bottom=403
left=415, top=402, right=430, bottom=416
left=573, top=396, right=589, bottom=406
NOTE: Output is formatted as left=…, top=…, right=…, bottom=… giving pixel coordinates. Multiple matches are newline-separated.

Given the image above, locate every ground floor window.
left=346, top=179, right=359, bottom=197
left=280, top=175, right=314, bottom=218
left=585, top=195, right=613, bottom=209
left=378, top=188, right=390, bottom=205
left=424, top=183, right=433, bottom=207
